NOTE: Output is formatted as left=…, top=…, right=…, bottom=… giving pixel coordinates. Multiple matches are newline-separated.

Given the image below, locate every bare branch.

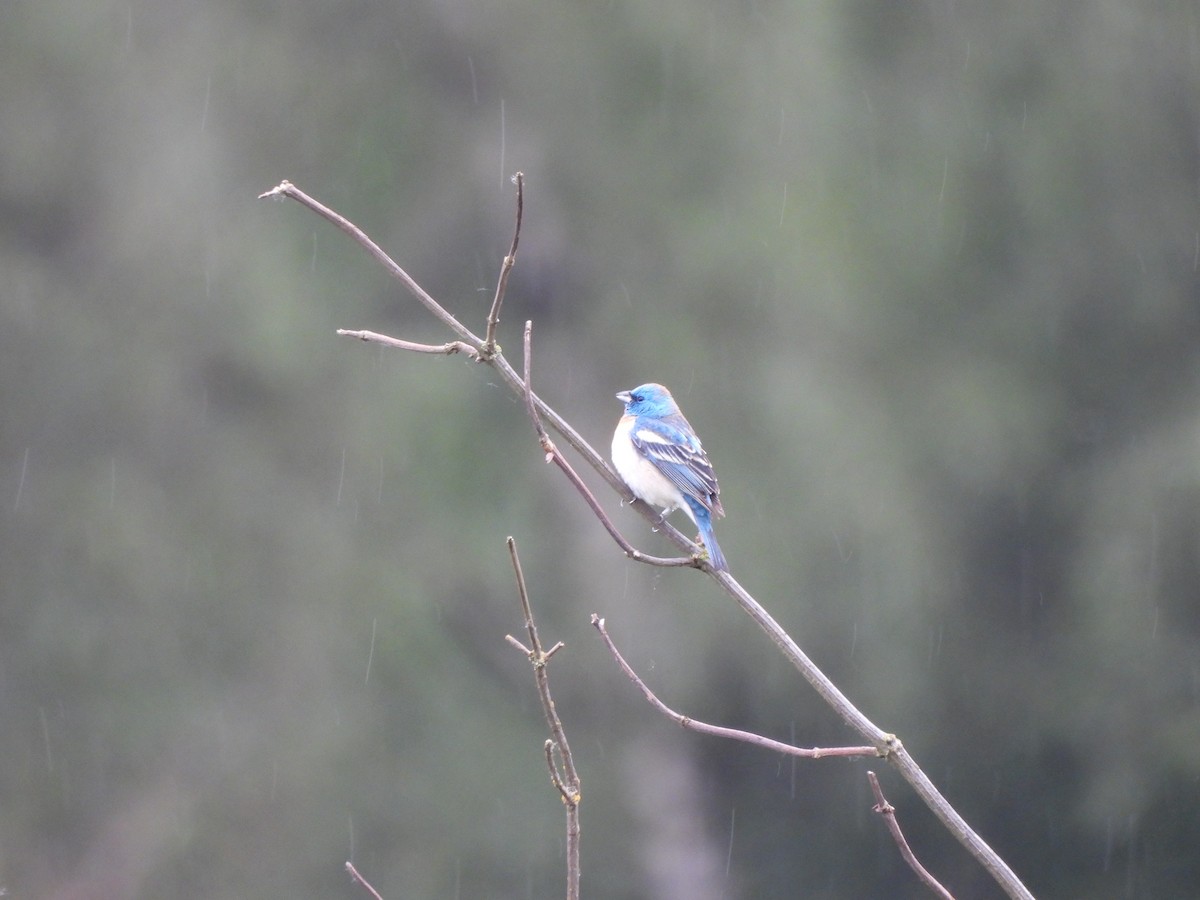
left=505, top=537, right=581, bottom=900
left=482, top=172, right=524, bottom=357
left=262, top=181, right=1036, bottom=900
left=592, top=615, right=879, bottom=759
left=868, top=772, right=957, bottom=900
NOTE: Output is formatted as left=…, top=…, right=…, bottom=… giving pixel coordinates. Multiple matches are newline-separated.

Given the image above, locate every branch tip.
left=345, top=861, right=385, bottom=900
left=257, top=180, right=293, bottom=200
left=505, top=634, right=531, bottom=654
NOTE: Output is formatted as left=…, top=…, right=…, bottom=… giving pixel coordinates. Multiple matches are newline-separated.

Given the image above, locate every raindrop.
left=1124, top=815, right=1138, bottom=895
left=928, top=624, right=943, bottom=666
left=13, top=447, right=29, bottom=512
left=39, top=706, right=53, bottom=773
left=337, top=447, right=346, bottom=506
left=200, top=74, right=211, bottom=135
left=365, top=617, right=377, bottom=686
left=724, top=807, right=736, bottom=877
left=499, top=98, right=506, bottom=186
left=1102, top=815, right=1113, bottom=872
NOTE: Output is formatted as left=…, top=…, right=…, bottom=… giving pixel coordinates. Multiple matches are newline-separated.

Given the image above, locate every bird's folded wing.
left=630, top=423, right=723, bottom=517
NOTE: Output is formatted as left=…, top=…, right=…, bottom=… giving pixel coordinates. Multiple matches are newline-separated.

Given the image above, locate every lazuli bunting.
left=612, top=383, right=729, bottom=572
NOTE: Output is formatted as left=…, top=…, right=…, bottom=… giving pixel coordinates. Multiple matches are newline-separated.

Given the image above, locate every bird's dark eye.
left=632, top=393, right=642, bottom=402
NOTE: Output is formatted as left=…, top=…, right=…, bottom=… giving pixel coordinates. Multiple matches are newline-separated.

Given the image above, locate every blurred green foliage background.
left=2, top=1, right=1199, bottom=897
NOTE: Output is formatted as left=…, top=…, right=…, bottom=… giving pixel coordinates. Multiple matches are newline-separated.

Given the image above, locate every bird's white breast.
left=612, top=417, right=684, bottom=513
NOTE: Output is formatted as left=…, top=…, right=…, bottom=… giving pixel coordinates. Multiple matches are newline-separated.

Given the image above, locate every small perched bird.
left=612, top=383, right=728, bottom=572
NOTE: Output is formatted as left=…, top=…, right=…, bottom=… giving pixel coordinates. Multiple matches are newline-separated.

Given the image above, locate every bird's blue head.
left=616, top=383, right=679, bottom=417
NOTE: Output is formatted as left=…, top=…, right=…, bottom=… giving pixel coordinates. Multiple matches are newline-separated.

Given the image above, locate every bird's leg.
left=650, top=508, right=673, bottom=533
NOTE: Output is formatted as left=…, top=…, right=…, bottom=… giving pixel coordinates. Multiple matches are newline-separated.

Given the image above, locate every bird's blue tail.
left=686, top=500, right=728, bottom=573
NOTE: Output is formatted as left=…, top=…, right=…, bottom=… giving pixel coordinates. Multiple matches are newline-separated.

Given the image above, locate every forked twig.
left=258, top=181, right=479, bottom=346
left=263, top=179, right=655, bottom=542
left=504, top=538, right=581, bottom=900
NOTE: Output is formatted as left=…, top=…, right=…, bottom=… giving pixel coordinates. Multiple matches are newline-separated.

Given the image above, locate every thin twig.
left=482, top=172, right=524, bottom=357
left=345, top=861, right=385, bottom=900
left=592, top=615, right=878, bottom=759
left=521, top=321, right=697, bottom=569
left=262, top=180, right=1036, bottom=900
left=868, top=772, right=957, bottom=900
left=336, top=329, right=478, bottom=357
left=544, top=740, right=573, bottom=803
left=258, top=181, right=482, bottom=348
left=505, top=537, right=581, bottom=900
